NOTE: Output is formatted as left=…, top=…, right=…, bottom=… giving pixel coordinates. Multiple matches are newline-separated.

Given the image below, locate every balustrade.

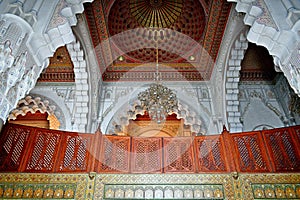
left=0, top=123, right=299, bottom=173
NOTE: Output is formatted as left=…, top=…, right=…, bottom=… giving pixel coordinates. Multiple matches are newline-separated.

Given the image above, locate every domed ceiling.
left=84, top=0, right=231, bottom=81
left=108, top=0, right=205, bottom=63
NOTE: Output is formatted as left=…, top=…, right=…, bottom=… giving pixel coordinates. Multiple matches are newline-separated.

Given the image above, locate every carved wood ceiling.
left=84, top=0, right=232, bottom=81
left=240, top=43, right=276, bottom=81
left=38, top=46, right=75, bottom=82
left=37, top=1, right=277, bottom=83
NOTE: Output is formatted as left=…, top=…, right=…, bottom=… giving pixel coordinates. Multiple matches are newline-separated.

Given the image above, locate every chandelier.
left=138, top=40, right=178, bottom=124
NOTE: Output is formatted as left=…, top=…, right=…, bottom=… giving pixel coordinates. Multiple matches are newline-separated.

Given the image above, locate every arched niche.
left=8, top=96, right=60, bottom=129
left=103, top=96, right=210, bottom=136
left=118, top=113, right=193, bottom=137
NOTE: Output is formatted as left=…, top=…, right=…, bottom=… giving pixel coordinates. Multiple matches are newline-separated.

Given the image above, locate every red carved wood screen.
left=57, top=133, right=94, bottom=172
left=24, top=130, right=62, bottom=172
left=97, top=135, right=131, bottom=173
left=163, top=137, right=195, bottom=173
left=131, top=137, right=163, bottom=173
left=262, top=128, right=300, bottom=172
left=194, top=135, right=229, bottom=172
left=292, top=126, right=300, bottom=145
left=0, top=124, right=33, bottom=171
left=231, top=131, right=272, bottom=172
left=0, top=123, right=299, bottom=173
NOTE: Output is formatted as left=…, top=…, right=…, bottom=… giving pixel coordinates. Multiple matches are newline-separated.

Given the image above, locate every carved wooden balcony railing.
left=0, top=123, right=299, bottom=173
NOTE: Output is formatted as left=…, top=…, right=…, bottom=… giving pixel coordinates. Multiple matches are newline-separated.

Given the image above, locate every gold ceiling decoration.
left=130, top=0, right=183, bottom=28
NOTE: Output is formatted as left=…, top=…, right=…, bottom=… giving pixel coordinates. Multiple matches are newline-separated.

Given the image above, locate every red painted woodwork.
left=194, top=135, right=229, bottom=172
left=57, top=133, right=94, bottom=172
left=230, top=131, right=272, bottom=172
left=292, top=126, right=300, bottom=148
left=163, top=137, right=195, bottom=173
left=84, top=0, right=232, bottom=81
left=23, top=130, right=62, bottom=172
left=0, top=125, right=33, bottom=171
left=0, top=123, right=299, bottom=173
left=97, top=135, right=131, bottom=173
left=131, top=137, right=163, bottom=173
left=262, top=128, right=300, bottom=172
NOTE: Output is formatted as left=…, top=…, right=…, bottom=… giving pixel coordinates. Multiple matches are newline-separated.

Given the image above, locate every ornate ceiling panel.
left=84, top=0, right=231, bottom=81
left=108, top=0, right=205, bottom=63
left=38, top=46, right=74, bottom=82
left=129, top=0, right=183, bottom=28
left=240, top=43, right=276, bottom=81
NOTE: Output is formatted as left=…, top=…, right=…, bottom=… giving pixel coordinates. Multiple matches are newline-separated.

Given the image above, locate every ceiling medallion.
left=130, top=0, right=183, bottom=28
left=149, top=0, right=163, bottom=8
left=138, top=42, right=178, bottom=124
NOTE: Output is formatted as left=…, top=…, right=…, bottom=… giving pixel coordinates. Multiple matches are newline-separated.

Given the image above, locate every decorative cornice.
left=38, top=72, right=75, bottom=82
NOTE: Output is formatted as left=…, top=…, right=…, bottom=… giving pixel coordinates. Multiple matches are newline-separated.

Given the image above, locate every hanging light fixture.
left=138, top=40, right=178, bottom=124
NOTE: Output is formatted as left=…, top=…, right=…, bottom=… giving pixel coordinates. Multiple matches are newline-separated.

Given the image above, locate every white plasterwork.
left=211, top=7, right=246, bottom=133
left=228, top=0, right=300, bottom=96
left=31, top=85, right=75, bottom=131
left=72, top=13, right=101, bottom=133
left=99, top=82, right=214, bottom=135
left=239, top=82, right=287, bottom=131
left=0, top=0, right=94, bottom=125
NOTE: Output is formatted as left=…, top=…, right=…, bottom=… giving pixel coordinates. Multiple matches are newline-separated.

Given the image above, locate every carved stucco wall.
left=273, top=75, right=300, bottom=125
left=30, top=84, right=76, bottom=131
left=229, top=0, right=300, bottom=96
left=0, top=0, right=93, bottom=132
left=98, top=82, right=215, bottom=135
left=1, top=0, right=298, bottom=134
left=224, top=30, right=248, bottom=133
left=71, top=14, right=101, bottom=133
left=239, top=74, right=300, bottom=132
left=66, top=40, right=89, bottom=132
left=210, top=7, right=247, bottom=133
left=8, top=95, right=62, bottom=129
left=239, top=82, right=285, bottom=131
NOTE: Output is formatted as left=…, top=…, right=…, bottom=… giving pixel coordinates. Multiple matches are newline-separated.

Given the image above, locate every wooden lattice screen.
left=262, top=128, right=300, bottom=172
left=164, top=137, right=195, bottom=173
left=292, top=126, right=300, bottom=144
left=0, top=125, right=33, bottom=171
left=97, top=135, right=131, bottom=173
left=57, top=134, right=94, bottom=172
left=194, top=135, right=229, bottom=172
left=131, top=137, right=163, bottom=173
left=0, top=123, right=299, bottom=173
left=24, top=130, right=62, bottom=172
left=231, top=131, right=272, bottom=172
